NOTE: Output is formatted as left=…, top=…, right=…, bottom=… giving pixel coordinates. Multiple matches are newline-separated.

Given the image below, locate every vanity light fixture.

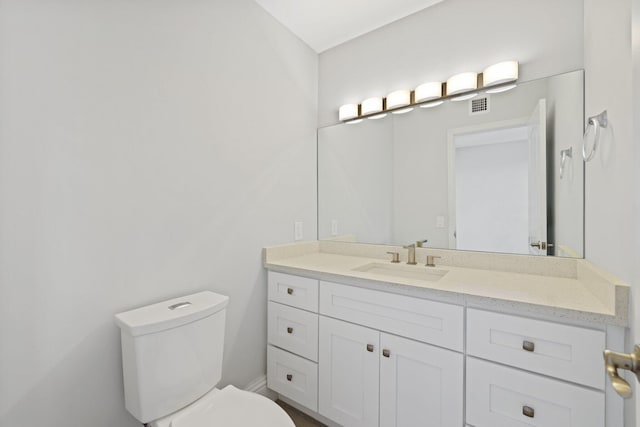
left=446, top=72, right=478, bottom=96
left=339, top=104, right=359, bottom=121
left=483, top=61, right=519, bottom=87
left=386, top=90, right=414, bottom=114
left=386, top=90, right=411, bottom=109
left=336, top=60, right=518, bottom=122
left=483, top=61, right=519, bottom=94
left=361, top=97, right=384, bottom=115
left=414, top=82, right=442, bottom=103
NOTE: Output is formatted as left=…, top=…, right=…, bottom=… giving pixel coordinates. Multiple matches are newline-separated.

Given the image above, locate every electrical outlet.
left=331, top=220, right=339, bottom=236
left=436, top=216, right=446, bottom=229
left=294, top=221, right=304, bottom=241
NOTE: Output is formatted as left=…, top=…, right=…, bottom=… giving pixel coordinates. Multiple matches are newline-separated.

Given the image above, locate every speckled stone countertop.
left=264, top=241, right=629, bottom=327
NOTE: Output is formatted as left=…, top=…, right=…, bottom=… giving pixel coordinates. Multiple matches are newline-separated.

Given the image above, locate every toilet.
left=114, top=291, right=294, bottom=427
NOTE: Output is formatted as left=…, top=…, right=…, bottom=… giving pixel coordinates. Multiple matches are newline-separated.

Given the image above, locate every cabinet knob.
left=522, top=340, right=535, bottom=352
left=287, top=288, right=294, bottom=295
left=522, top=406, right=535, bottom=418
left=286, top=374, right=293, bottom=382
left=287, top=327, right=293, bottom=334
left=382, top=349, right=390, bottom=358
left=366, top=344, right=374, bottom=352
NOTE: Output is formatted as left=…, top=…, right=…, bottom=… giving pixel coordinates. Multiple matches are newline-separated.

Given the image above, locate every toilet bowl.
left=114, top=291, right=293, bottom=427
left=150, top=385, right=294, bottom=427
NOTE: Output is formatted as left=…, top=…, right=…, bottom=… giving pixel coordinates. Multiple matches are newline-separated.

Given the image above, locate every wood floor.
left=276, top=400, right=326, bottom=427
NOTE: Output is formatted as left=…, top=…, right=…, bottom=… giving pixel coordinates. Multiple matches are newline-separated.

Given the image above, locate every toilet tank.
left=114, top=291, right=229, bottom=424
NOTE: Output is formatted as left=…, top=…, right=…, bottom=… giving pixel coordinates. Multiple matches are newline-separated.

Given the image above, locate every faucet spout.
left=402, top=244, right=417, bottom=265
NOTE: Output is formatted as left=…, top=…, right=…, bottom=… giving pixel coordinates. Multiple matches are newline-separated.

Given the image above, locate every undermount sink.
left=352, top=262, right=448, bottom=282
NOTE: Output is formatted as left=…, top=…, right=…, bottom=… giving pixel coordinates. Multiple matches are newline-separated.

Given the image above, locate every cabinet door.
left=319, top=316, right=380, bottom=427
left=380, top=333, right=463, bottom=427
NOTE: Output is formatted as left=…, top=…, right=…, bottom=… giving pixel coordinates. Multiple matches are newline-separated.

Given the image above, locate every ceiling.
left=253, top=0, right=445, bottom=53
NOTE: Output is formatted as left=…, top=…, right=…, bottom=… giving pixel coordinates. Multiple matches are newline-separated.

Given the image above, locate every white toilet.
left=114, top=291, right=295, bottom=427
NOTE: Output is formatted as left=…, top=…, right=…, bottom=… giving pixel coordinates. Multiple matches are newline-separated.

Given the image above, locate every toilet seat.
left=153, top=385, right=295, bottom=427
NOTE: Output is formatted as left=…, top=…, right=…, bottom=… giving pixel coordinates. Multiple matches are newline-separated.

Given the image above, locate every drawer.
left=319, top=281, right=464, bottom=352
left=267, top=345, right=318, bottom=412
left=466, top=358, right=604, bottom=427
left=268, top=271, right=319, bottom=312
left=466, top=309, right=605, bottom=389
left=268, top=302, right=319, bottom=362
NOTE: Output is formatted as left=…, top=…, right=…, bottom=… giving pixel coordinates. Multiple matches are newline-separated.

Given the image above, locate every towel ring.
left=583, top=110, right=608, bottom=162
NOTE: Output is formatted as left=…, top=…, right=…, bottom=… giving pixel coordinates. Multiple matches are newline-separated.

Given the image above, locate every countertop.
left=264, top=241, right=629, bottom=327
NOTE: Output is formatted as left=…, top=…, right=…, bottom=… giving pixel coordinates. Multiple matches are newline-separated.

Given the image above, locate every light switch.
left=436, top=216, right=446, bottom=228
left=294, top=221, right=304, bottom=241
left=331, top=220, right=339, bottom=236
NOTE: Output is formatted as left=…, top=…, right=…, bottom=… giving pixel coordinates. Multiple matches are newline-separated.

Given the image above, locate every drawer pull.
left=287, top=327, right=293, bottom=334
left=522, top=406, right=535, bottom=418
left=287, top=288, right=294, bottom=295
left=367, top=344, right=374, bottom=352
left=522, top=340, right=535, bottom=352
left=286, top=374, right=293, bottom=382
left=382, top=349, right=390, bottom=358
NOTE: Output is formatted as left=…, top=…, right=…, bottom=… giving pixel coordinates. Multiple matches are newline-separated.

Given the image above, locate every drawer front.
left=267, top=345, right=318, bottom=411
left=268, top=302, right=319, bottom=362
left=466, top=358, right=604, bottom=427
left=268, top=271, right=319, bottom=312
left=466, top=309, right=605, bottom=389
left=319, top=281, right=463, bottom=352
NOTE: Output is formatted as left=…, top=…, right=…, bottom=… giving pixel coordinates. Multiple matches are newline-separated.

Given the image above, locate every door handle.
left=604, top=345, right=640, bottom=398
left=530, top=241, right=554, bottom=250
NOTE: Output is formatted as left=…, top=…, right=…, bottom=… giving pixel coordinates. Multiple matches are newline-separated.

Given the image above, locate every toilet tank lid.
left=114, top=291, right=229, bottom=337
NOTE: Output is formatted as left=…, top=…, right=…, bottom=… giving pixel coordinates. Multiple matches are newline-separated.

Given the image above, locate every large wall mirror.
left=318, top=70, right=584, bottom=258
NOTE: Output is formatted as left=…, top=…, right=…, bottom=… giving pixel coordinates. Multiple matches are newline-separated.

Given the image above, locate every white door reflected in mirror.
left=449, top=99, right=547, bottom=256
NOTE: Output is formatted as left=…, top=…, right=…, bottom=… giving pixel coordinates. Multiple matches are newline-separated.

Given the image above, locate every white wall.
left=584, top=0, right=637, bottom=425
left=0, top=1, right=317, bottom=426
left=318, top=0, right=584, bottom=127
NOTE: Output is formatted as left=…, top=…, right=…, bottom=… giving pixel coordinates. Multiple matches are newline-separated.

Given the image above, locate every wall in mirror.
left=318, top=70, right=584, bottom=258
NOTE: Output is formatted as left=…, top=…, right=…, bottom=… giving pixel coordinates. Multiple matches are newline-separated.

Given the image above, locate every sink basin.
left=352, top=262, right=448, bottom=282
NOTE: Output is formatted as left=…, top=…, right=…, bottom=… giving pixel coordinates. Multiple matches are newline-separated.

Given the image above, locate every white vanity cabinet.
left=465, top=308, right=606, bottom=427
left=318, top=316, right=380, bottom=427
left=318, top=315, right=464, bottom=427
left=266, top=271, right=617, bottom=427
left=318, top=280, right=465, bottom=427
left=378, top=332, right=464, bottom=427
left=267, top=271, right=320, bottom=411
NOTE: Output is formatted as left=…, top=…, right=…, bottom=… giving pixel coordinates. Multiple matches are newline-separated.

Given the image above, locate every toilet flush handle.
left=168, top=302, right=192, bottom=310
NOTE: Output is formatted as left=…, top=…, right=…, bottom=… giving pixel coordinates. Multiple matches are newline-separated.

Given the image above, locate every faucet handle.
left=386, top=251, right=400, bottom=263
left=416, top=239, right=428, bottom=248
left=426, top=255, right=441, bottom=267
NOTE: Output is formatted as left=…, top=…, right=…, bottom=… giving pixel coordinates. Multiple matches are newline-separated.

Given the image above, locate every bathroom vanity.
left=263, top=241, right=629, bottom=427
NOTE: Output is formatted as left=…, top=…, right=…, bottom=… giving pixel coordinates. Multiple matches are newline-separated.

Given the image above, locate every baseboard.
left=245, top=374, right=278, bottom=400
